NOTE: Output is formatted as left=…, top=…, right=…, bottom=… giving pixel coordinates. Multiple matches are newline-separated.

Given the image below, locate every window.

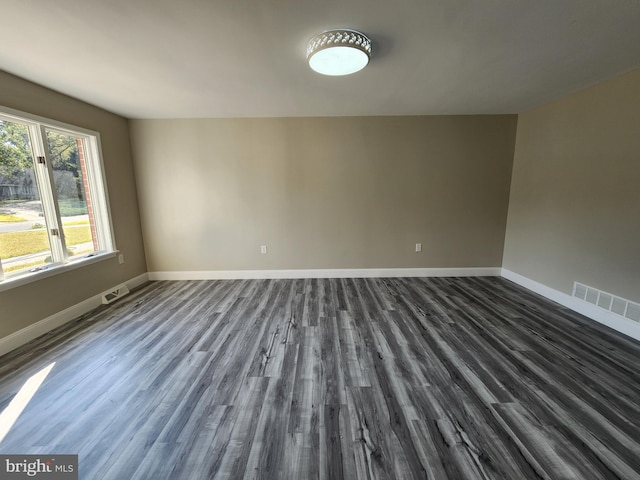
left=0, top=107, right=114, bottom=284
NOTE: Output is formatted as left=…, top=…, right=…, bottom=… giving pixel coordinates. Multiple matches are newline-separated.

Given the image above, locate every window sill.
left=0, top=252, right=117, bottom=293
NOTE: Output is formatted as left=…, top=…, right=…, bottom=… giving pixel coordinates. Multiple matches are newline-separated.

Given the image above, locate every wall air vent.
left=573, top=282, right=640, bottom=323
left=101, top=284, right=130, bottom=305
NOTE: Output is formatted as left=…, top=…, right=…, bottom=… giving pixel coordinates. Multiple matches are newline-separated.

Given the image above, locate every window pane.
left=0, top=119, right=54, bottom=275
left=46, top=130, right=99, bottom=258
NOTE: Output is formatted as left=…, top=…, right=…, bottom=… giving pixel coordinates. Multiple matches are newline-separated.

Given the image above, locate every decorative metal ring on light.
left=306, top=29, right=372, bottom=76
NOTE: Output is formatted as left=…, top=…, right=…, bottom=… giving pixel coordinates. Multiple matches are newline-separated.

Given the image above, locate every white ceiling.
left=2, top=0, right=640, bottom=119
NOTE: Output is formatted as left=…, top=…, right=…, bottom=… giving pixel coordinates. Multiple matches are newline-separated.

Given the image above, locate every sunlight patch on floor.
left=0, top=362, right=55, bottom=443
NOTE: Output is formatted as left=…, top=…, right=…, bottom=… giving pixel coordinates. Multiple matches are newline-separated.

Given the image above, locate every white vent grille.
left=597, top=292, right=613, bottom=310
left=573, top=283, right=588, bottom=300
left=612, top=297, right=627, bottom=316
left=573, top=282, right=640, bottom=323
left=627, top=303, right=640, bottom=322
left=585, top=287, right=599, bottom=304
left=101, top=284, right=130, bottom=305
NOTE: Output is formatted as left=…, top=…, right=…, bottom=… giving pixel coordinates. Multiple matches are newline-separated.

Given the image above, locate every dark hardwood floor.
left=1, top=277, right=639, bottom=479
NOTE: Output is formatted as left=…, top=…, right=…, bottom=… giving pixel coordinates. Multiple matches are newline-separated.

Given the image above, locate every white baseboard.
left=0, top=273, right=149, bottom=358
left=148, top=267, right=502, bottom=281
left=501, top=269, right=640, bottom=342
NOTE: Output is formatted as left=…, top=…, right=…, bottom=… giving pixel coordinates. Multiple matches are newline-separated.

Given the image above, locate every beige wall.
left=5, top=65, right=638, bottom=342
left=503, top=70, right=640, bottom=302
left=130, top=115, right=517, bottom=272
left=0, top=70, right=147, bottom=338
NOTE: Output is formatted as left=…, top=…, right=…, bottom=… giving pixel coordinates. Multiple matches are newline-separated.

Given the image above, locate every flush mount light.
left=306, top=29, right=372, bottom=76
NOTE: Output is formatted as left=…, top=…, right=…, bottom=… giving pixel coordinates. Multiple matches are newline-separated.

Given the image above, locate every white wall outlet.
left=415, top=243, right=422, bottom=252
left=260, top=245, right=267, bottom=254
left=118, top=253, right=125, bottom=264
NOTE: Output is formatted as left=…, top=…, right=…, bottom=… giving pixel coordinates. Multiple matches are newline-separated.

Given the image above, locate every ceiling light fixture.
left=306, top=29, right=372, bottom=76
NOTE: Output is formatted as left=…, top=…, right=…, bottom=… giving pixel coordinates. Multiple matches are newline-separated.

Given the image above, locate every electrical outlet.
left=415, top=243, right=422, bottom=252
left=260, top=245, right=267, bottom=254
left=118, top=253, right=125, bottom=264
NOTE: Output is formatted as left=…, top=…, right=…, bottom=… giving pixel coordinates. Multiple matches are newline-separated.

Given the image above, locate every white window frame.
left=0, top=105, right=116, bottom=290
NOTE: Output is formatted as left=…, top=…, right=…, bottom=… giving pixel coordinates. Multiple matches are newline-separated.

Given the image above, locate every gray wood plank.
left=1, top=277, right=639, bottom=479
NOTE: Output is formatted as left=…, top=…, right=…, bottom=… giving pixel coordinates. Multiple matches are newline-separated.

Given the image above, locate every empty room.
left=1, top=1, right=639, bottom=479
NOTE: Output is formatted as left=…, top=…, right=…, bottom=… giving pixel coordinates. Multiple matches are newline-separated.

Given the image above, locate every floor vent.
left=573, top=282, right=640, bottom=322
left=101, top=284, right=130, bottom=305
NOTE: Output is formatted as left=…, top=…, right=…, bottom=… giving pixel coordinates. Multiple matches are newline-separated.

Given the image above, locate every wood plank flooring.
left=1, top=277, right=639, bottom=479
